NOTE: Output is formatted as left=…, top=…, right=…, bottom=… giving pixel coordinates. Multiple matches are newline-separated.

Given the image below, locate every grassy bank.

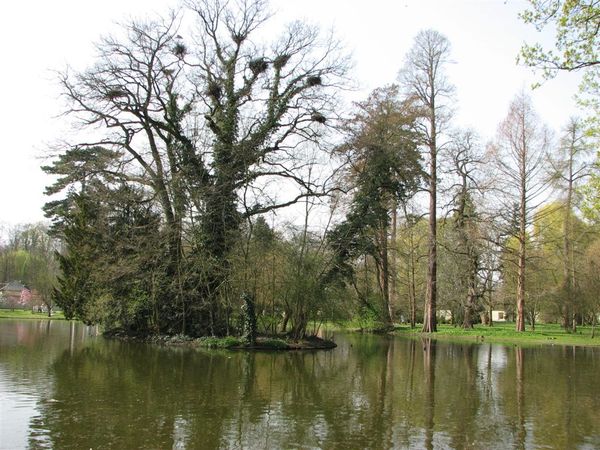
left=0, top=309, right=66, bottom=320
left=332, top=320, right=600, bottom=347
left=394, top=322, right=600, bottom=347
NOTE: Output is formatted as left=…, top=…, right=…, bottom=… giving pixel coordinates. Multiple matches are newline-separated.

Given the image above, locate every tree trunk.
left=563, top=159, right=574, bottom=331
left=516, top=240, right=526, bottom=332
left=487, top=273, right=494, bottom=327
left=390, top=204, right=398, bottom=323
left=463, top=292, right=474, bottom=329
left=401, top=29, right=450, bottom=332
left=408, top=223, right=417, bottom=329
left=516, top=147, right=527, bottom=332
left=410, top=266, right=417, bottom=329
left=196, top=184, right=240, bottom=335
left=378, top=224, right=393, bottom=325
left=281, top=311, right=289, bottom=333
left=423, top=120, right=437, bottom=333
left=462, top=217, right=478, bottom=329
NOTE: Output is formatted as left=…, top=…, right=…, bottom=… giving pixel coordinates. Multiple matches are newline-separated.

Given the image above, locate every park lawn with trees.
left=399, top=322, right=600, bottom=347
left=334, top=320, right=600, bottom=347
left=0, top=310, right=66, bottom=321
left=1, top=0, right=599, bottom=349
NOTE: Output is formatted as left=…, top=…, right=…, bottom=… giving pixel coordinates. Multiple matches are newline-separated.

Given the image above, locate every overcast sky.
left=0, top=0, right=583, bottom=228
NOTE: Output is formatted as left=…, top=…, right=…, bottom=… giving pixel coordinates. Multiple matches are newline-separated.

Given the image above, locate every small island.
left=104, top=331, right=336, bottom=351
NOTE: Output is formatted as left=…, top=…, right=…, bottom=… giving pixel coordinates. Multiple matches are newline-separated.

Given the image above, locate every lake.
left=1, top=320, right=599, bottom=449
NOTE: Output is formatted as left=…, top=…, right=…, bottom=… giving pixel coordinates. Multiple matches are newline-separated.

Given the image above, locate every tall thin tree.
left=398, top=30, right=454, bottom=332
left=490, top=91, right=550, bottom=332
left=548, top=117, right=593, bottom=331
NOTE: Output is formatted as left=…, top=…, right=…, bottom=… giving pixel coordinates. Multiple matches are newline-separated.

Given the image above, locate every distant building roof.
left=0, top=281, right=27, bottom=293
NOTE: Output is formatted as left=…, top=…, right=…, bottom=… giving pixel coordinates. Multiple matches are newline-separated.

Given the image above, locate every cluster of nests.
left=105, top=88, right=127, bottom=100
left=247, top=56, right=322, bottom=90
left=169, top=42, right=327, bottom=124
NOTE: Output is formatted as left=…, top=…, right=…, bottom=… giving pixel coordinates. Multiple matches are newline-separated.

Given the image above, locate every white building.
left=437, top=310, right=452, bottom=322
left=491, top=310, right=507, bottom=322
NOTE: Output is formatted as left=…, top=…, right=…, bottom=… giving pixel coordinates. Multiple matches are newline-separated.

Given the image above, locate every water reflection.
left=1, top=321, right=599, bottom=449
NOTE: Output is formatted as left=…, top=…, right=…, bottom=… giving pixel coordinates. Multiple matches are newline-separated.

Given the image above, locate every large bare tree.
left=489, top=91, right=550, bottom=332
left=446, top=130, right=485, bottom=328
left=398, top=29, right=454, bottom=332
left=50, top=0, right=349, bottom=335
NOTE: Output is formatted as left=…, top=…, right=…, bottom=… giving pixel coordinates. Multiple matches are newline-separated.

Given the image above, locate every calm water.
left=1, top=320, right=599, bottom=449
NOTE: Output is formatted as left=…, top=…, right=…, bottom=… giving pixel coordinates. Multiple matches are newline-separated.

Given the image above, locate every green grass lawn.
left=394, top=322, right=600, bottom=347
left=0, top=309, right=66, bottom=320
left=330, top=319, right=600, bottom=347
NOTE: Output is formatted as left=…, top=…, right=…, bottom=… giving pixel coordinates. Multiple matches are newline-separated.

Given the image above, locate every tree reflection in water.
left=0, top=321, right=598, bottom=449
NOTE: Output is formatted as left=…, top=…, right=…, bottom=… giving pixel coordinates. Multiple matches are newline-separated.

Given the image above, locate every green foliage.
left=52, top=194, right=102, bottom=321
left=580, top=239, right=600, bottom=321
left=225, top=215, right=349, bottom=341
left=577, top=70, right=600, bottom=135
left=42, top=146, right=121, bottom=232
left=353, top=305, right=384, bottom=331
left=519, top=1, right=599, bottom=75
left=581, top=160, right=600, bottom=222
left=328, top=85, right=422, bottom=323
left=530, top=202, right=594, bottom=323
left=197, top=336, right=243, bottom=348
left=51, top=188, right=168, bottom=333
left=43, top=0, right=349, bottom=338
left=0, top=223, right=59, bottom=312
left=519, top=1, right=600, bottom=132
left=240, top=292, right=257, bottom=345
left=281, top=233, right=344, bottom=339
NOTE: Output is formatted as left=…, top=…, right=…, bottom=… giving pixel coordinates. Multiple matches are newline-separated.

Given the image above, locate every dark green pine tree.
left=52, top=194, right=103, bottom=322
left=328, top=85, right=422, bottom=325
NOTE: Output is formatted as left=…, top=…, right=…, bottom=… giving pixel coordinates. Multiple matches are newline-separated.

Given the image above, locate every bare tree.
left=489, top=91, right=550, bottom=332
left=49, top=0, right=350, bottom=335
left=398, top=29, right=454, bottom=332
left=446, top=130, right=485, bottom=328
left=548, top=117, right=594, bottom=331
left=478, top=224, right=502, bottom=327
left=396, top=201, right=428, bottom=328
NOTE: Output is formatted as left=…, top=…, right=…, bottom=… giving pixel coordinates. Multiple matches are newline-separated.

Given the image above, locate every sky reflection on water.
left=1, top=320, right=599, bottom=449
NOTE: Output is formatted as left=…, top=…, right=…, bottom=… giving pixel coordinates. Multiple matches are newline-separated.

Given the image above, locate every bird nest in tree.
left=249, top=58, right=268, bottom=75
left=205, top=81, right=222, bottom=100
left=306, top=75, right=322, bottom=87
left=231, top=32, right=247, bottom=45
left=273, top=54, right=290, bottom=69
left=173, top=43, right=187, bottom=58
left=105, top=88, right=127, bottom=100
left=311, top=111, right=326, bottom=123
